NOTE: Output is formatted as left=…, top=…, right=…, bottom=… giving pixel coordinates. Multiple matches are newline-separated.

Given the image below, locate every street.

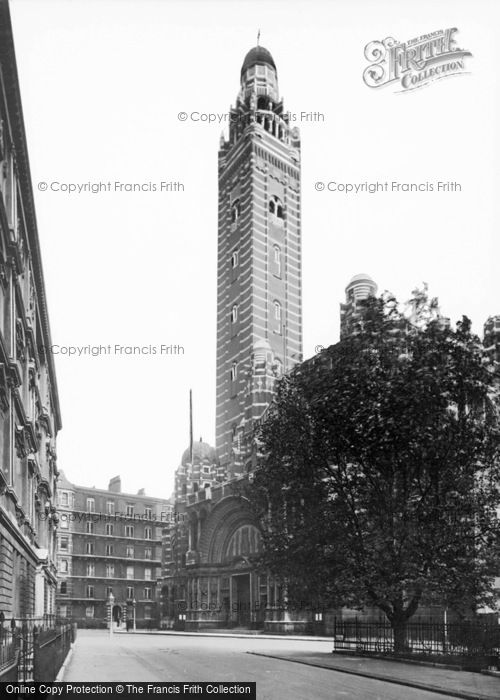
left=63, top=631, right=456, bottom=700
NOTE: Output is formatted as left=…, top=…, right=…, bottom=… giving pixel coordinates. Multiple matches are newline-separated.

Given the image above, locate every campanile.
left=216, top=45, right=302, bottom=476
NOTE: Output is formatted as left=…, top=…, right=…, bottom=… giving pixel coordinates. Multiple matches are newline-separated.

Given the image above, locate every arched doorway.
left=112, top=604, right=122, bottom=626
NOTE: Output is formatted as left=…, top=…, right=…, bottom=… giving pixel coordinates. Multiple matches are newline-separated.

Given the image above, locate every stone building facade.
left=55, top=473, right=171, bottom=628
left=0, top=2, right=62, bottom=621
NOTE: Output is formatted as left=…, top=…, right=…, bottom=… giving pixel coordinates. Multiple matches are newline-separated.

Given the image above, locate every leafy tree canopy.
left=249, top=289, right=500, bottom=631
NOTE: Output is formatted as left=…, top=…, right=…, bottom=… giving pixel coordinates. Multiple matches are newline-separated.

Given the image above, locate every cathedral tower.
left=216, top=45, right=302, bottom=476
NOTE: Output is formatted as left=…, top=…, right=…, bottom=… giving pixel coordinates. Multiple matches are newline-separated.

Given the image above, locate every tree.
left=249, top=290, right=500, bottom=651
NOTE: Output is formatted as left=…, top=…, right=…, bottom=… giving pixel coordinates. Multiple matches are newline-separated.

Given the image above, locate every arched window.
left=274, top=301, right=282, bottom=321
left=231, top=199, right=241, bottom=224
left=269, top=195, right=284, bottom=220
left=230, top=361, right=237, bottom=382
left=231, top=304, right=238, bottom=323
left=231, top=250, right=238, bottom=268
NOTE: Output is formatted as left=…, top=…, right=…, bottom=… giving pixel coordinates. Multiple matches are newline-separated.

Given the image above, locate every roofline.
left=58, top=480, right=171, bottom=503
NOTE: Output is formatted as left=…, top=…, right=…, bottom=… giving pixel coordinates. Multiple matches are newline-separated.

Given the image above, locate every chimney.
left=108, top=476, right=121, bottom=493
left=137, top=488, right=145, bottom=496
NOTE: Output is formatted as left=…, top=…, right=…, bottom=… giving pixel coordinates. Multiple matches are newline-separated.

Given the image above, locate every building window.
left=126, top=525, right=134, bottom=538
left=126, top=546, right=134, bottom=558
left=126, top=504, right=135, bottom=517
left=59, top=559, right=68, bottom=573
left=86, top=542, right=94, bottom=555
left=144, top=547, right=152, bottom=560
left=86, top=563, right=95, bottom=576
left=105, top=586, right=113, bottom=598
left=60, top=582, right=67, bottom=594
left=127, top=566, right=134, bottom=580
left=144, top=568, right=152, bottom=581
left=230, top=304, right=238, bottom=324
left=273, top=245, right=282, bottom=277
left=85, top=605, right=94, bottom=618
left=230, top=362, right=237, bottom=382
left=127, top=586, right=134, bottom=599
left=145, top=507, right=152, bottom=520
left=274, top=301, right=282, bottom=322
left=59, top=604, right=67, bottom=618
left=106, top=544, right=113, bottom=556
left=60, top=537, right=69, bottom=551
left=86, top=521, right=94, bottom=534
left=106, top=524, right=114, bottom=536
left=106, top=501, right=114, bottom=514
left=86, top=585, right=94, bottom=598
left=269, top=195, right=284, bottom=220
left=86, top=498, right=95, bottom=513
left=144, top=587, right=152, bottom=600
left=144, top=605, right=152, bottom=620
left=144, top=527, right=152, bottom=540
left=231, top=199, right=241, bottom=224
left=106, top=564, right=114, bottom=578
left=231, top=250, right=239, bottom=268
left=61, top=492, right=68, bottom=506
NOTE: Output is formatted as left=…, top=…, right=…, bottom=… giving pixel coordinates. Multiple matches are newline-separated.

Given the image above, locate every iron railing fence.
left=0, top=627, right=18, bottom=680
left=333, top=618, right=500, bottom=659
left=0, top=616, right=77, bottom=681
left=33, top=623, right=76, bottom=682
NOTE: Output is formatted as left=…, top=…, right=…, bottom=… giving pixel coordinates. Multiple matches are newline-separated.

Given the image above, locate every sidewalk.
left=114, top=627, right=333, bottom=642
left=248, top=650, right=500, bottom=700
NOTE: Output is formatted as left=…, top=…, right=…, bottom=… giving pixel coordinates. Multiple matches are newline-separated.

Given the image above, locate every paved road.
left=63, top=630, right=456, bottom=700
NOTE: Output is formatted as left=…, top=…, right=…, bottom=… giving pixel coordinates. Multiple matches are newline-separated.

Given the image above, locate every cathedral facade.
left=161, top=44, right=305, bottom=632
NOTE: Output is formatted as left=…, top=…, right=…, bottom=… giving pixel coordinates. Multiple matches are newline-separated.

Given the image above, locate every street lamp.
left=108, top=592, right=115, bottom=638
left=132, top=599, right=136, bottom=631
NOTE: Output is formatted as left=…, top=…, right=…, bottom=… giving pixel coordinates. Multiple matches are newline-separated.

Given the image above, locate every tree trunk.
left=392, top=615, right=407, bottom=654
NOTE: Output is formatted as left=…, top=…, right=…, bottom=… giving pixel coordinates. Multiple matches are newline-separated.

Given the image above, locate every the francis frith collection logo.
left=363, top=28, right=472, bottom=91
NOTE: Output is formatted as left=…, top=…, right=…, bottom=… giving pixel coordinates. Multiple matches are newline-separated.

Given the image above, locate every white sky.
left=9, top=0, right=500, bottom=497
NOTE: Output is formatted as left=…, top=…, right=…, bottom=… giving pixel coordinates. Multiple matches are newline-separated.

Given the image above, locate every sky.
left=8, top=0, right=500, bottom=497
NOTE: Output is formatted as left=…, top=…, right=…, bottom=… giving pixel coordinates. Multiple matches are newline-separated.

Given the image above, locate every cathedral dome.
left=347, top=273, right=375, bottom=286
left=181, top=440, right=217, bottom=466
left=253, top=338, right=272, bottom=352
left=241, top=46, right=276, bottom=76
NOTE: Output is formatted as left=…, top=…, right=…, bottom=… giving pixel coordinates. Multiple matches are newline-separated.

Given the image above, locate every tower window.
left=273, top=245, right=281, bottom=277
left=230, top=362, right=237, bottom=382
left=231, top=199, right=241, bottom=224
left=231, top=304, right=238, bottom=323
left=274, top=301, right=282, bottom=321
left=269, top=195, right=284, bottom=220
